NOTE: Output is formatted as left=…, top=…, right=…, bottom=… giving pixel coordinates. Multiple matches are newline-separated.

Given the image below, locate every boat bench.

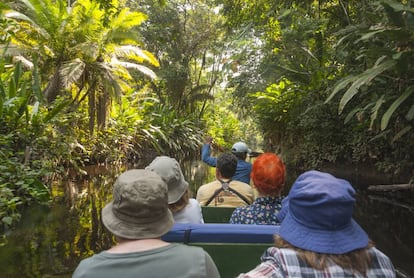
left=163, top=223, right=280, bottom=278
left=201, top=206, right=235, bottom=223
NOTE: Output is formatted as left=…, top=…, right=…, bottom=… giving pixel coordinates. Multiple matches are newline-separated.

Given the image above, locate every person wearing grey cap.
left=201, top=136, right=252, bottom=184
left=146, top=156, right=204, bottom=224
left=72, top=169, right=220, bottom=278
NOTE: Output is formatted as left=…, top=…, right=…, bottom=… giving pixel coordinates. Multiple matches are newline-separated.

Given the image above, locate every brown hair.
left=251, top=153, right=285, bottom=196
left=274, top=235, right=374, bottom=276
left=169, top=189, right=189, bottom=213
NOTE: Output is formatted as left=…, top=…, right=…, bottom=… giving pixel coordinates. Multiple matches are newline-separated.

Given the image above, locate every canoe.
left=163, top=223, right=279, bottom=278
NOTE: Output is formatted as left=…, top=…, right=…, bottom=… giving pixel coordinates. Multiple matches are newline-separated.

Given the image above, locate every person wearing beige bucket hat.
left=72, top=169, right=219, bottom=278
left=146, top=156, right=204, bottom=224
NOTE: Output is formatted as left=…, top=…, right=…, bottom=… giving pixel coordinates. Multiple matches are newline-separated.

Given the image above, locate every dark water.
left=0, top=161, right=413, bottom=278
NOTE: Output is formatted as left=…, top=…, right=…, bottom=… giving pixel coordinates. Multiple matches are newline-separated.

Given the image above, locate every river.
left=0, top=161, right=413, bottom=277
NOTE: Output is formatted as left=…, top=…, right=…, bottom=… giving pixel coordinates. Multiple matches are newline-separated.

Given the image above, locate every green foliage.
left=135, top=0, right=225, bottom=118
left=140, top=98, right=206, bottom=161
left=219, top=0, right=413, bottom=176
left=329, top=0, right=414, bottom=140
left=249, top=79, right=303, bottom=150
left=0, top=61, right=53, bottom=230
left=0, top=157, right=50, bottom=230
left=2, top=0, right=158, bottom=134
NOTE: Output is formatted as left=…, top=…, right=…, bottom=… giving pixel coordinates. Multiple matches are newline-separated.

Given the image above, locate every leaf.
left=381, top=86, right=414, bottom=130
left=391, top=126, right=412, bottom=143
left=339, top=58, right=396, bottom=113
left=2, top=216, right=13, bottom=225
left=344, top=107, right=360, bottom=124
left=406, top=104, right=414, bottom=121
left=114, top=46, right=159, bottom=67
left=370, top=95, right=385, bottom=130
left=31, top=101, right=39, bottom=119
left=382, top=1, right=406, bottom=27
left=4, top=11, right=50, bottom=39
left=112, top=60, right=157, bottom=80
left=325, top=75, right=356, bottom=103
left=60, top=58, right=85, bottom=88
left=381, top=0, right=414, bottom=13
left=13, top=62, right=22, bottom=87
left=43, top=100, right=70, bottom=123
left=355, top=29, right=387, bottom=43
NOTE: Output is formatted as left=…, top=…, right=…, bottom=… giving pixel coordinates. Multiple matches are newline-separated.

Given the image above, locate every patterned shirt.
left=229, top=196, right=283, bottom=225
left=237, top=247, right=396, bottom=278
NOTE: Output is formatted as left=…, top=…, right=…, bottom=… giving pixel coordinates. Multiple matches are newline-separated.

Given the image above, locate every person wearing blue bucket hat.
left=238, top=170, right=396, bottom=277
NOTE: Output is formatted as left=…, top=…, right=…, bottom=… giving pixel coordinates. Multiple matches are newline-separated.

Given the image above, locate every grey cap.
left=101, top=169, right=174, bottom=239
left=146, top=156, right=189, bottom=204
left=231, top=142, right=251, bottom=153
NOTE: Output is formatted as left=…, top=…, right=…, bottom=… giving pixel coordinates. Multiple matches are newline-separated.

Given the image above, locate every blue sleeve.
left=201, top=144, right=217, bottom=167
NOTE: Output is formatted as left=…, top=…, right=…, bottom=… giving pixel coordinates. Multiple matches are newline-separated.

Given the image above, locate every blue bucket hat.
left=279, top=170, right=368, bottom=254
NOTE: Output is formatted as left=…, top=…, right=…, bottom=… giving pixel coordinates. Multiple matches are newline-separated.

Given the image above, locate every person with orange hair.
left=229, top=153, right=286, bottom=225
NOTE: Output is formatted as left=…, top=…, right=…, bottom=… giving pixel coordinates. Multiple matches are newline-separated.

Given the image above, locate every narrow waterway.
left=0, top=161, right=413, bottom=277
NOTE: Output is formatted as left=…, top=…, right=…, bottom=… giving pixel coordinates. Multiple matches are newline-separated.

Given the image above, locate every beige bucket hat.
left=101, top=169, right=174, bottom=239
left=146, top=156, right=189, bottom=204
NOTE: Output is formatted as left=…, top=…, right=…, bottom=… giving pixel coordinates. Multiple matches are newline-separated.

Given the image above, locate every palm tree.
left=1, top=0, right=158, bottom=133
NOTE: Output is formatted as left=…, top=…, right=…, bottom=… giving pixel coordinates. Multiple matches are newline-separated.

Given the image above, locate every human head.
left=146, top=156, right=189, bottom=204
left=101, top=169, right=174, bottom=239
left=216, top=153, right=237, bottom=179
left=251, top=153, right=285, bottom=196
left=231, top=142, right=250, bottom=160
left=279, top=170, right=368, bottom=254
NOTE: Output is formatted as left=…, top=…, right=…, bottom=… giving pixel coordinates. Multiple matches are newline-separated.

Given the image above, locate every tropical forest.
left=0, top=0, right=413, bottom=276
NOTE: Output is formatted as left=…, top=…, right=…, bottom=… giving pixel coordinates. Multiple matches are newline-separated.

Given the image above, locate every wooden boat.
left=163, top=223, right=279, bottom=278
left=162, top=207, right=278, bottom=277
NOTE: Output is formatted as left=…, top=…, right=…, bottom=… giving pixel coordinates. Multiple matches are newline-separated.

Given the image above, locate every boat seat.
left=163, top=223, right=279, bottom=243
left=201, top=206, right=236, bottom=223
left=163, top=223, right=280, bottom=278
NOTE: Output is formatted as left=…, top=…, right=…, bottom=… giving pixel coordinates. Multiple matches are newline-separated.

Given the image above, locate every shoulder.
left=238, top=160, right=252, bottom=167
left=237, top=248, right=293, bottom=278
left=72, top=253, right=105, bottom=277
left=199, top=181, right=219, bottom=190
left=261, top=247, right=299, bottom=264
left=231, top=181, right=253, bottom=192
left=368, top=247, right=396, bottom=271
left=171, top=243, right=208, bottom=256
left=188, top=198, right=201, bottom=206
left=230, top=206, right=246, bottom=217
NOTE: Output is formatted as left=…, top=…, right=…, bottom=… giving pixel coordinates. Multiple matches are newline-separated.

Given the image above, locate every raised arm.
left=201, top=138, right=217, bottom=167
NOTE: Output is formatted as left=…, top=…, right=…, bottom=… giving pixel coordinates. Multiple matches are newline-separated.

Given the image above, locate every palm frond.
left=4, top=11, right=51, bottom=40
left=60, top=58, right=85, bottom=88
left=113, top=45, right=160, bottom=67
left=13, top=55, right=34, bottom=69
left=111, top=59, right=157, bottom=80
left=110, top=9, right=147, bottom=29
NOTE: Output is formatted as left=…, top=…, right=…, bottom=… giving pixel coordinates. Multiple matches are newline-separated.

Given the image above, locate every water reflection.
left=354, top=190, right=414, bottom=277
left=0, top=162, right=412, bottom=277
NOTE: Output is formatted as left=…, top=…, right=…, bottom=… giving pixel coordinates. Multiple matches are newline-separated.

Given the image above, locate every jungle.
left=0, top=0, right=413, bottom=276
